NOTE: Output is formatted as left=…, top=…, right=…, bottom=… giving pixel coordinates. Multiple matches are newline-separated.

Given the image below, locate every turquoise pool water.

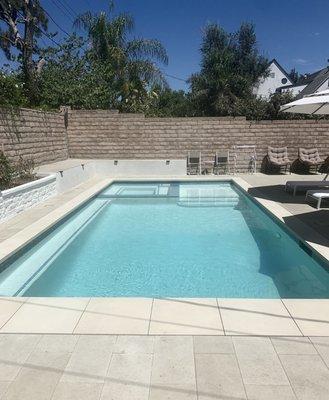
left=0, top=181, right=329, bottom=298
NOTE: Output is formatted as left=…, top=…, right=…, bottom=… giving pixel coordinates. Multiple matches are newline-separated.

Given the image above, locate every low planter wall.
left=93, top=159, right=187, bottom=177
left=0, top=174, right=57, bottom=222
left=52, top=159, right=187, bottom=194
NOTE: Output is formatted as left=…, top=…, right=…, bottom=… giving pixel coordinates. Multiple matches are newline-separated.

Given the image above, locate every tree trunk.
left=22, top=0, right=37, bottom=105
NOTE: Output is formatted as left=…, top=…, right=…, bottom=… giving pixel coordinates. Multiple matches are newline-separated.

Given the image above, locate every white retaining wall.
left=0, top=175, right=57, bottom=222
left=93, top=159, right=186, bottom=177
left=1, top=159, right=186, bottom=222
left=54, top=159, right=186, bottom=194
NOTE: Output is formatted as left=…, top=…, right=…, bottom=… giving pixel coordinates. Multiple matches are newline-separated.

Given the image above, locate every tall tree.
left=190, top=22, right=268, bottom=116
left=74, top=1, right=168, bottom=111
left=0, top=0, right=48, bottom=104
left=37, top=34, right=120, bottom=109
left=288, top=68, right=299, bottom=84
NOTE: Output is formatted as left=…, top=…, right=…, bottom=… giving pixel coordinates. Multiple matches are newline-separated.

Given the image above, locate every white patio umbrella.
left=280, top=89, right=329, bottom=115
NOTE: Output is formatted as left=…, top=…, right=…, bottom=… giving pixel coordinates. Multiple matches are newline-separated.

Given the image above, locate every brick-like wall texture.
left=67, top=110, right=329, bottom=171
left=1, top=107, right=328, bottom=171
left=0, top=108, right=68, bottom=166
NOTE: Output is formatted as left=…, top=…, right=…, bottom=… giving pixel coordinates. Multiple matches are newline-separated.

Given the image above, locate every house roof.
left=296, top=67, right=329, bottom=99
left=295, top=69, right=322, bottom=86
left=269, top=59, right=292, bottom=83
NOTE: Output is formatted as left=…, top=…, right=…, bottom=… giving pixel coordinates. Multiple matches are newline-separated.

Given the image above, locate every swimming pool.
left=0, top=181, right=328, bottom=298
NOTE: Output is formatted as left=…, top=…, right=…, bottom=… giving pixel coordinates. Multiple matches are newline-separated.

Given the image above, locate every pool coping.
left=0, top=175, right=329, bottom=336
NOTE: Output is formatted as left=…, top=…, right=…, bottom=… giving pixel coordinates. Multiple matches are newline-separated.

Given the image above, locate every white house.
left=280, top=67, right=329, bottom=99
left=253, top=59, right=293, bottom=99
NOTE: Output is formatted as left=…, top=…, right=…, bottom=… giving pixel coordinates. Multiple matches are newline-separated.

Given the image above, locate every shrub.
left=0, top=151, right=12, bottom=190
left=16, top=156, right=36, bottom=180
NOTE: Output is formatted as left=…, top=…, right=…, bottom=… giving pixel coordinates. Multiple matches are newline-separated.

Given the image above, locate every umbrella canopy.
left=280, top=89, right=329, bottom=115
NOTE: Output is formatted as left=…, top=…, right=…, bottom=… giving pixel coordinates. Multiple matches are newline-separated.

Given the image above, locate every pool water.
left=0, top=181, right=329, bottom=298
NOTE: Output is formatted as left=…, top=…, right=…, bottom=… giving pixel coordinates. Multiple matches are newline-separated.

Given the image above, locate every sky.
left=1, top=0, right=328, bottom=90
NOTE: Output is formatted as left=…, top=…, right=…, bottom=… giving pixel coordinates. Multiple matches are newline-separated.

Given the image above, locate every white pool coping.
left=0, top=175, right=328, bottom=336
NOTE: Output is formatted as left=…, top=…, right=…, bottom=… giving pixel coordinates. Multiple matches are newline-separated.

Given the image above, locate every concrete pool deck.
left=0, top=297, right=329, bottom=337
left=0, top=334, right=329, bottom=400
left=1, top=171, right=329, bottom=399
left=1, top=334, right=329, bottom=400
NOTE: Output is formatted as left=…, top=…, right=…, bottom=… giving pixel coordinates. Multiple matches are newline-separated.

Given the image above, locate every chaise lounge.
left=267, top=146, right=291, bottom=174
left=306, top=189, right=329, bottom=209
left=285, top=177, right=329, bottom=196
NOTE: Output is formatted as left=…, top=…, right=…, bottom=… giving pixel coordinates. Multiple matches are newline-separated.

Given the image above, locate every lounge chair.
left=267, top=146, right=291, bottom=174
left=187, top=151, right=201, bottom=175
left=306, top=189, right=329, bottom=209
left=299, top=148, right=324, bottom=173
left=214, top=151, right=230, bottom=174
left=285, top=178, right=329, bottom=196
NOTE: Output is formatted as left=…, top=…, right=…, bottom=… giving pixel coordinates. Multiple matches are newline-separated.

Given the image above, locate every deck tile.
left=193, top=336, right=234, bottom=354
left=280, top=354, right=329, bottom=400
left=233, top=337, right=289, bottom=386
left=309, top=337, right=329, bottom=368
left=149, top=298, right=223, bottom=335
left=0, top=298, right=89, bottom=334
left=271, top=336, right=317, bottom=355
left=60, top=336, right=116, bottom=384
left=283, top=300, right=329, bottom=336
left=52, top=382, right=103, bottom=400
left=74, top=298, right=152, bottom=334
left=195, top=353, right=246, bottom=400
left=2, top=350, right=70, bottom=400
left=244, top=384, right=296, bottom=400
left=0, top=298, right=27, bottom=329
left=219, top=299, right=301, bottom=336
left=101, top=354, right=152, bottom=400
left=0, top=334, right=41, bottom=381
left=151, top=337, right=195, bottom=387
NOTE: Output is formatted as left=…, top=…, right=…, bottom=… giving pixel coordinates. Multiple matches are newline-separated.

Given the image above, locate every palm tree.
left=74, top=1, right=168, bottom=109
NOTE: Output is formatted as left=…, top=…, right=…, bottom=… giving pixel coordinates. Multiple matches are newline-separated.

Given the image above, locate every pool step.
left=177, top=196, right=239, bottom=207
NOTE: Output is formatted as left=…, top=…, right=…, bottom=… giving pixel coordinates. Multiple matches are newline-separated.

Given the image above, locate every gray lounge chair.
left=267, top=146, right=291, bottom=174
left=285, top=178, right=329, bottom=196
left=187, top=151, right=201, bottom=175
left=214, top=151, right=230, bottom=174
left=299, top=148, right=324, bottom=173
left=306, top=189, right=329, bottom=209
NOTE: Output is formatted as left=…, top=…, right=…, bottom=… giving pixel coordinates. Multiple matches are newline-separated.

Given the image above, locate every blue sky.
left=1, top=0, right=328, bottom=90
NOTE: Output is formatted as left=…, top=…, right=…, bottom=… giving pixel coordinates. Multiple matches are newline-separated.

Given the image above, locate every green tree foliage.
left=147, top=88, right=194, bottom=117
left=234, top=92, right=305, bottom=120
left=37, top=35, right=119, bottom=109
left=0, top=2, right=307, bottom=120
left=74, top=1, right=168, bottom=112
left=0, top=67, right=27, bottom=107
left=0, top=0, right=48, bottom=104
left=288, top=68, right=300, bottom=84
left=0, top=149, right=12, bottom=189
left=189, top=22, right=269, bottom=116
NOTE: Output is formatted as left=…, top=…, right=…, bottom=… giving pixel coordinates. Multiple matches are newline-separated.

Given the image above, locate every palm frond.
left=126, top=39, right=168, bottom=65
left=73, top=11, right=94, bottom=31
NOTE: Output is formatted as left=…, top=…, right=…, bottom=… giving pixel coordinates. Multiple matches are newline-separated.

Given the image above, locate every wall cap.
left=1, top=174, right=56, bottom=198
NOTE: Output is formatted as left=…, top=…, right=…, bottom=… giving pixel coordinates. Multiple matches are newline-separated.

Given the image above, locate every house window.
left=281, top=78, right=288, bottom=84
left=270, top=73, right=275, bottom=78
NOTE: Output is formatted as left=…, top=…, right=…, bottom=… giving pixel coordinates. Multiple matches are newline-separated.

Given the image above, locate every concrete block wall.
left=67, top=110, right=329, bottom=171
left=0, top=107, right=328, bottom=172
left=0, top=107, right=68, bottom=166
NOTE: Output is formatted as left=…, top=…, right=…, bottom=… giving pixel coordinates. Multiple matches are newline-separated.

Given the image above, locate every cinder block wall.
left=1, top=107, right=328, bottom=171
left=0, top=108, right=68, bottom=166
left=67, top=110, right=329, bottom=170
